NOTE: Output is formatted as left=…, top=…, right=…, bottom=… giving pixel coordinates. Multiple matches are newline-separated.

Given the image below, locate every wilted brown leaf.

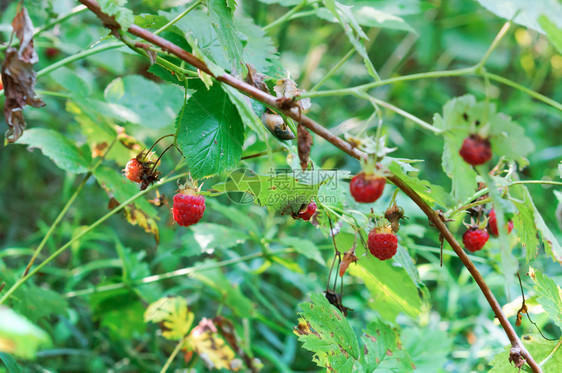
left=2, top=7, right=45, bottom=143
left=297, top=124, right=313, bottom=170
left=123, top=203, right=160, bottom=243
left=274, top=78, right=311, bottom=112
left=339, top=250, right=358, bottom=277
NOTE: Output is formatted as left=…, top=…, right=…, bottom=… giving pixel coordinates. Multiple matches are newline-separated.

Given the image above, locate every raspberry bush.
left=1, top=1, right=561, bottom=372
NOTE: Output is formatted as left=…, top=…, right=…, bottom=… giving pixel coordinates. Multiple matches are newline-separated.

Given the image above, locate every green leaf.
left=474, top=0, right=562, bottom=35
left=343, top=232, right=424, bottom=319
left=539, top=15, right=562, bottom=53
left=350, top=4, right=415, bottom=33
left=144, top=297, right=194, bottom=340
left=93, top=165, right=158, bottom=218
left=103, top=75, right=183, bottom=128
left=226, top=0, right=237, bottom=11
left=193, top=266, right=257, bottom=318
left=489, top=336, right=562, bottom=372
left=222, top=85, right=269, bottom=140
left=530, top=268, right=562, bottom=331
left=207, top=0, right=246, bottom=73
left=510, top=185, right=540, bottom=261
left=15, top=128, right=90, bottom=174
left=147, top=64, right=183, bottom=86
left=511, top=185, right=562, bottom=263
left=433, top=95, right=534, bottom=201
left=0, top=352, right=22, bottom=373
left=402, top=325, right=452, bottom=372
left=0, top=308, right=51, bottom=359
left=176, top=84, right=244, bottom=179
left=191, top=223, right=249, bottom=254
left=98, top=0, right=134, bottom=29
left=318, top=1, right=378, bottom=79
left=294, top=292, right=361, bottom=372
left=280, top=236, right=325, bottom=265
left=211, top=170, right=321, bottom=212
left=362, top=320, right=414, bottom=372
left=388, top=161, right=454, bottom=208
left=235, top=16, right=278, bottom=72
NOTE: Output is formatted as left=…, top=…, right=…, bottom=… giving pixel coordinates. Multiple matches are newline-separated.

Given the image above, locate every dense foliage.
left=1, top=0, right=561, bottom=372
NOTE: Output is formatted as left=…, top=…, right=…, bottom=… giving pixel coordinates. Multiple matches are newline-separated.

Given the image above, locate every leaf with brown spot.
left=123, top=203, right=160, bottom=243
left=297, top=124, right=313, bottom=171
left=2, top=7, right=45, bottom=143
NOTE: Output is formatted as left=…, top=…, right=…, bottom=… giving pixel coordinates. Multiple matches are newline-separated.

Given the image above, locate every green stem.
left=475, top=21, right=512, bottom=70
left=35, top=89, right=72, bottom=98
left=483, top=72, right=562, bottom=112
left=263, top=0, right=308, bottom=31
left=448, top=180, right=562, bottom=218
left=368, top=96, right=441, bottom=134
left=310, top=48, right=355, bottom=92
left=301, top=67, right=477, bottom=98
left=538, top=336, right=562, bottom=368
left=0, top=172, right=190, bottom=306
left=65, top=249, right=292, bottom=298
left=23, top=139, right=115, bottom=276
left=37, top=42, right=123, bottom=78
left=35, top=5, right=88, bottom=36
left=154, top=0, right=204, bottom=35
left=160, top=338, right=186, bottom=373
left=23, top=175, right=89, bottom=276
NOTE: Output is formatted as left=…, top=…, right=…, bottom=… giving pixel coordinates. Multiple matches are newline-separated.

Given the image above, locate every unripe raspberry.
left=350, top=172, right=386, bottom=203
left=459, top=134, right=492, bottom=166
left=367, top=226, right=398, bottom=260
left=488, top=209, right=514, bottom=236
left=172, top=191, right=205, bottom=227
left=462, top=227, right=489, bottom=252
left=124, top=158, right=144, bottom=183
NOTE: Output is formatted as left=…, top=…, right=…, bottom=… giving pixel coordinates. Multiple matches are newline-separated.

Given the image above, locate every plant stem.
left=484, top=72, right=562, bottom=112
left=154, top=0, right=204, bottom=35
left=35, top=89, right=72, bottom=98
left=475, top=21, right=512, bottom=70
left=159, top=338, right=186, bottom=373
left=0, top=172, right=190, bottom=306
left=368, top=96, right=441, bottom=134
left=302, top=67, right=477, bottom=98
left=538, top=336, right=562, bottom=368
left=263, top=0, right=308, bottom=31
left=65, top=249, right=292, bottom=297
left=35, top=5, right=88, bottom=36
left=37, top=42, right=123, bottom=78
left=310, top=48, right=355, bottom=92
left=23, top=175, right=89, bottom=276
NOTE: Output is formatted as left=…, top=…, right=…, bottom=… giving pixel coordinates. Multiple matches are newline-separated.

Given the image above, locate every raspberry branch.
left=75, top=1, right=542, bottom=370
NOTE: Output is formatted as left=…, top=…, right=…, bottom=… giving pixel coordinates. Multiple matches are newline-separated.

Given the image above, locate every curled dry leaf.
left=339, top=250, right=358, bottom=277
left=185, top=318, right=240, bottom=371
left=245, top=64, right=269, bottom=93
left=297, top=124, right=313, bottom=170
left=2, top=7, right=45, bottom=143
left=261, top=111, right=295, bottom=140
left=274, top=78, right=311, bottom=112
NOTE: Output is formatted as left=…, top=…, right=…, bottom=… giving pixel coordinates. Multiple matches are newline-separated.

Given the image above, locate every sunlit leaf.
left=145, top=297, right=195, bottom=340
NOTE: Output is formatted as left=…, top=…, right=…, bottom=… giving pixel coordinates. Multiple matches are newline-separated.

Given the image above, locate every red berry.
left=172, top=192, right=205, bottom=227
left=46, top=48, right=60, bottom=58
left=0, top=76, right=3, bottom=91
left=298, top=201, right=317, bottom=221
left=124, top=158, right=144, bottom=183
left=462, top=227, right=489, bottom=252
left=367, top=227, right=398, bottom=260
left=350, top=172, right=386, bottom=203
left=459, top=134, right=492, bottom=166
left=488, top=209, right=514, bottom=236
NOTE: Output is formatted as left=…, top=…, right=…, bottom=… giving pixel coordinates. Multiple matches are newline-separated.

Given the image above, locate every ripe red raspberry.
left=488, top=209, right=514, bottom=236
left=124, top=158, right=144, bottom=183
left=459, top=134, right=492, bottom=166
left=298, top=201, right=317, bottom=221
left=462, top=227, right=489, bottom=252
left=350, top=172, right=386, bottom=203
left=172, top=192, right=205, bottom=227
left=367, top=226, right=398, bottom=260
